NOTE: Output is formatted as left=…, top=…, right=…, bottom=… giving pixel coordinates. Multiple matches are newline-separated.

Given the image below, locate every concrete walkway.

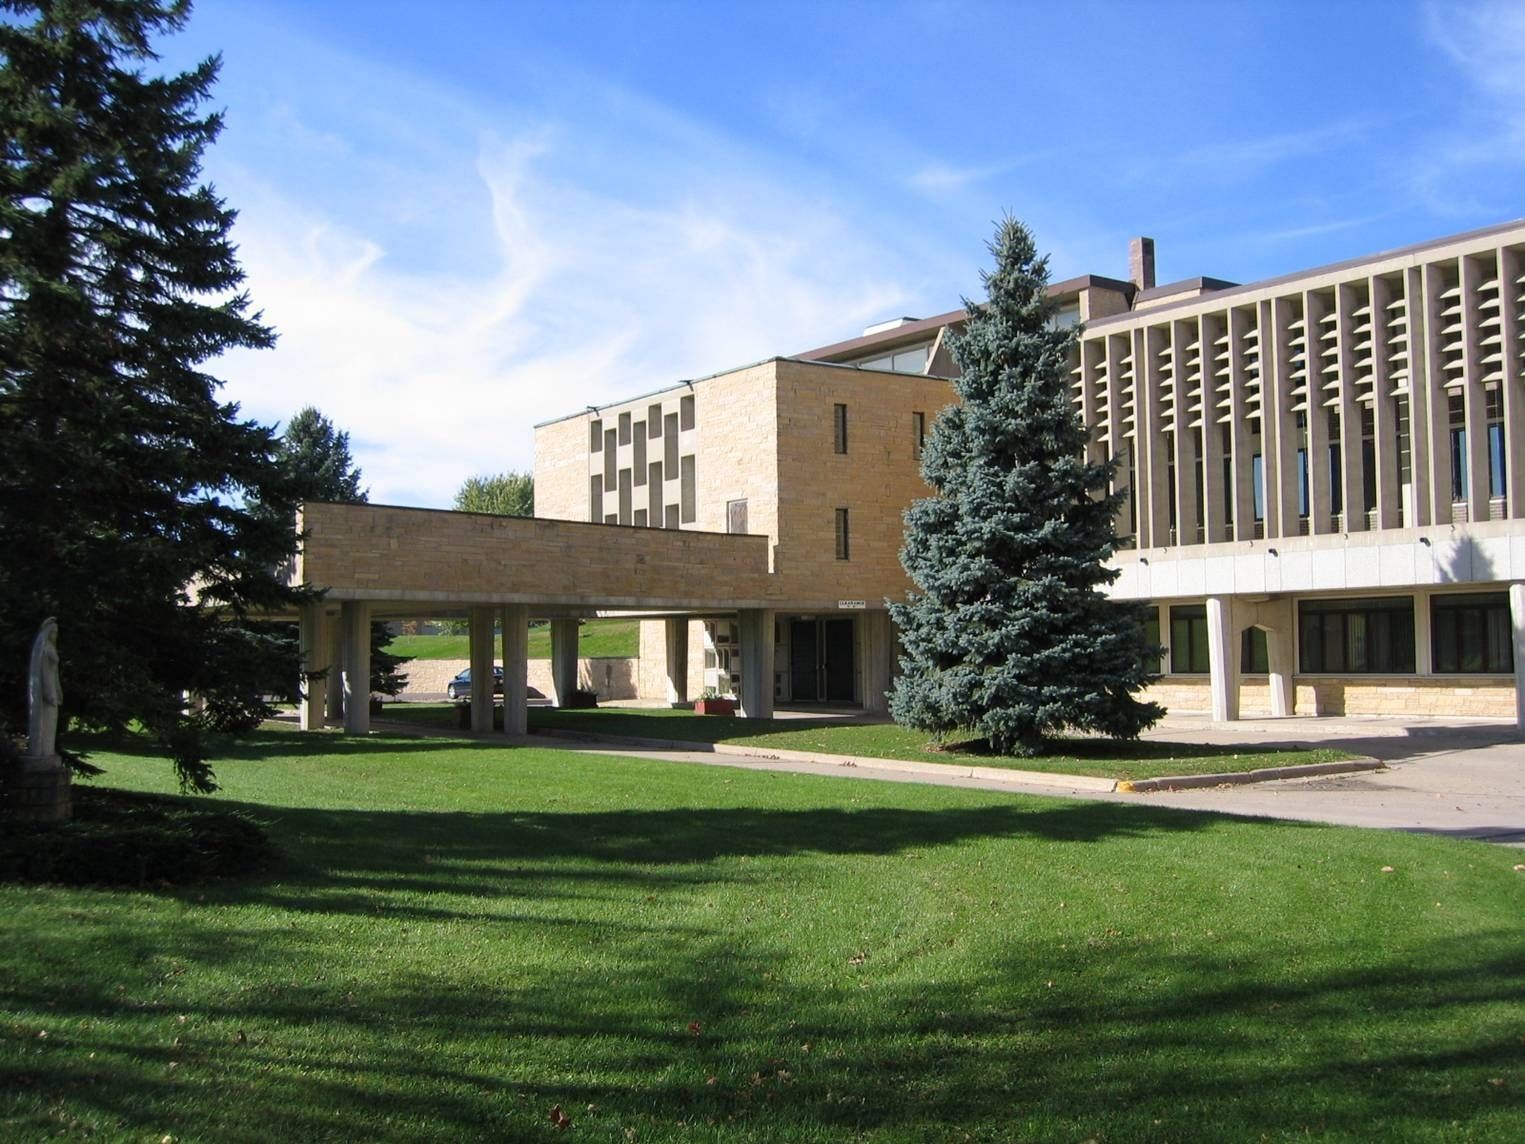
left=518, top=713, right=1525, bottom=847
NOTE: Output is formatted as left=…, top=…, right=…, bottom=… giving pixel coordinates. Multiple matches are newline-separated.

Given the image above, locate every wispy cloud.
left=1122, top=121, right=1371, bottom=190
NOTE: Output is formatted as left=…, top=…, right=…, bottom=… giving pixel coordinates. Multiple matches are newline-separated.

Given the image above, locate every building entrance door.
left=787, top=618, right=856, bottom=702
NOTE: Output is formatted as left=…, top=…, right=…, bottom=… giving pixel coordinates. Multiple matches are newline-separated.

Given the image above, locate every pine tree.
left=0, top=0, right=309, bottom=791
left=889, top=217, right=1162, bottom=756
left=273, top=406, right=409, bottom=697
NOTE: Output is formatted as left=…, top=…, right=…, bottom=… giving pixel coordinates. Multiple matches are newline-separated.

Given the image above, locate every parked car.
left=446, top=666, right=503, bottom=701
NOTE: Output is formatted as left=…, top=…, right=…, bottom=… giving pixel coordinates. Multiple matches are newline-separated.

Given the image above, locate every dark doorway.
left=788, top=618, right=856, bottom=702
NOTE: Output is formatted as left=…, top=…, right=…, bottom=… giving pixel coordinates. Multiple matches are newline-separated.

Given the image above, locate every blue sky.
left=158, top=0, right=1525, bottom=506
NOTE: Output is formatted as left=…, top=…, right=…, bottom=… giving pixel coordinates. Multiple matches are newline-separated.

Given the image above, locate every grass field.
left=378, top=703, right=1351, bottom=781
left=385, top=619, right=639, bottom=661
left=3, top=729, right=1518, bottom=1141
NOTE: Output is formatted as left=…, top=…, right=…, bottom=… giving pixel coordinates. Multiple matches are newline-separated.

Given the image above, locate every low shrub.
left=0, top=787, right=273, bottom=886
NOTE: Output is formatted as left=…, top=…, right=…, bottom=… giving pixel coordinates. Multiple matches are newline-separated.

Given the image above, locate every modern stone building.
left=533, top=219, right=1525, bottom=731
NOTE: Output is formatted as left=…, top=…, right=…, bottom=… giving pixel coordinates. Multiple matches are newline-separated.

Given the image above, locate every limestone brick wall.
left=533, top=416, right=591, bottom=522
left=771, top=359, right=956, bottom=607
left=1141, top=679, right=1212, bottom=714
left=1296, top=677, right=1515, bottom=718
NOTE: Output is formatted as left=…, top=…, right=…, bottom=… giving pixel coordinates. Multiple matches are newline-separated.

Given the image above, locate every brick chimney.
left=1129, top=236, right=1156, bottom=291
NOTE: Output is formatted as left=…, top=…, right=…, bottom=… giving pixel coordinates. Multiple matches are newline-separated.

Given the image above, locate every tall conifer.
left=889, top=218, right=1161, bottom=756
left=0, top=1, right=308, bottom=790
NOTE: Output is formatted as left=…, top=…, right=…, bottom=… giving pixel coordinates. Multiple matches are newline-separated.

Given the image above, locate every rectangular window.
left=727, top=498, right=748, bottom=534
left=589, top=475, right=603, bottom=522
left=618, top=411, right=631, bottom=446
left=664, top=504, right=679, bottom=529
left=1432, top=592, right=1514, bottom=673
left=834, top=508, right=850, bottom=559
left=1395, top=395, right=1412, bottom=483
left=589, top=418, right=603, bottom=452
left=633, top=429, right=646, bottom=485
left=680, top=393, right=695, bottom=431
left=648, top=405, right=662, bottom=437
left=605, top=513, right=618, bottom=525
left=1449, top=392, right=1468, bottom=503
left=1298, top=596, right=1415, bottom=674
left=1296, top=447, right=1309, bottom=519
left=648, top=462, right=662, bottom=523
left=1328, top=409, right=1343, bottom=519
left=1251, top=452, right=1265, bottom=522
left=1140, top=610, right=1162, bottom=676
left=1241, top=627, right=1269, bottom=674
left=603, top=428, right=617, bottom=488
left=833, top=403, right=848, bottom=454
left=1169, top=604, right=1210, bottom=674
left=1360, top=406, right=1377, bottom=514
left=618, top=467, right=632, bottom=525
left=1486, top=387, right=1505, bottom=499
left=664, top=412, right=679, bottom=473
left=913, top=411, right=926, bottom=457
left=679, top=454, right=696, bottom=523
left=633, top=509, right=647, bottom=527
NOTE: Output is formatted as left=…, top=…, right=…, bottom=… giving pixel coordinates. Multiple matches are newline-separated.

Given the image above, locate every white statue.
left=27, top=617, right=61, bottom=759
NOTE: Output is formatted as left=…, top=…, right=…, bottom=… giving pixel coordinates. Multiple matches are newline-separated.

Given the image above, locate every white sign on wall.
left=837, top=599, right=867, bottom=610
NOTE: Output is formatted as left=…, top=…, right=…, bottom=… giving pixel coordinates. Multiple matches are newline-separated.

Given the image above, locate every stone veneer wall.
left=1143, top=676, right=1515, bottom=718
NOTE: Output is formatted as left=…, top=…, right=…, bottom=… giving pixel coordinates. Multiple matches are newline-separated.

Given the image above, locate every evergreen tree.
left=272, top=406, right=409, bottom=697
left=279, top=406, right=366, bottom=504
left=889, top=218, right=1162, bottom=756
left=454, top=471, right=533, bottom=517
left=0, top=0, right=309, bottom=791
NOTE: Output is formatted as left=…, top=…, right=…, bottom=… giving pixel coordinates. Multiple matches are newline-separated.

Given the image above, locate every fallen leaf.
left=848, top=952, right=866, bottom=966
left=549, top=1105, right=571, bottom=1131
left=1380, top=866, right=1395, bottom=873
left=687, top=1020, right=703, bottom=1038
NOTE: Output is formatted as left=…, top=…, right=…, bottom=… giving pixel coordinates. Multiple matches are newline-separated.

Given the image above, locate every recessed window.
left=833, top=403, right=848, bottom=454
left=680, top=394, right=695, bottom=431
left=1432, top=592, right=1514, bottom=673
left=834, top=508, right=850, bottom=560
left=633, top=430, right=646, bottom=485
left=589, top=475, right=603, bottom=522
left=618, top=411, right=631, bottom=446
left=1449, top=393, right=1468, bottom=503
left=664, top=412, right=679, bottom=473
left=648, top=462, right=662, bottom=523
left=1140, top=609, right=1162, bottom=675
left=1241, top=627, right=1269, bottom=674
left=604, top=428, right=617, bottom=487
left=1485, top=387, right=1505, bottom=499
left=680, top=455, right=696, bottom=523
left=633, top=509, right=647, bottom=527
left=1298, top=596, right=1415, bottom=674
left=664, top=504, right=679, bottom=529
left=1169, top=605, right=1209, bottom=674
left=589, top=418, right=603, bottom=452
left=727, top=498, right=748, bottom=534
left=913, top=411, right=926, bottom=458
left=618, top=468, right=632, bottom=525
left=648, top=405, right=662, bottom=437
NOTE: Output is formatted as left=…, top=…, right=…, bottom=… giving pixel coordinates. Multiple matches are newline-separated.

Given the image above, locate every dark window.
left=1140, top=610, right=1162, bottom=676
left=633, top=429, right=646, bottom=485
left=618, top=411, right=631, bottom=445
left=680, top=394, right=695, bottom=431
left=1486, top=387, right=1505, bottom=499
left=912, top=411, right=926, bottom=457
left=589, top=475, right=603, bottom=522
left=679, top=455, right=696, bottom=523
left=603, top=429, right=616, bottom=487
left=833, top=403, right=848, bottom=454
left=633, top=509, right=647, bottom=527
left=664, top=412, right=679, bottom=472
left=1449, top=392, right=1468, bottom=502
left=1432, top=592, right=1514, bottom=673
left=648, top=405, right=662, bottom=437
left=589, top=418, right=603, bottom=452
left=1241, top=627, right=1269, bottom=674
left=1360, top=406, right=1377, bottom=514
left=647, top=462, right=662, bottom=523
left=1296, top=447, right=1309, bottom=519
left=834, top=508, right=850, bottom=560
left=1169, top=604, right=1210, bottom=674
left=618, top=468, right=632, bottom=525
left=1251, top=452, right=1265, bottom=522
left=664, top=504, right=679, bottom=529
left=1298, top=596, right=1415, bottom=674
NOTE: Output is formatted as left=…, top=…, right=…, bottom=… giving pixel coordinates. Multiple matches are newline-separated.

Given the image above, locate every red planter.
left=695, top=698, right=736, bottom=716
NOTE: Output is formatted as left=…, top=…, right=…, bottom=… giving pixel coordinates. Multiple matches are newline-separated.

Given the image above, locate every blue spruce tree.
left=889, top=218, right=1162, bottom=756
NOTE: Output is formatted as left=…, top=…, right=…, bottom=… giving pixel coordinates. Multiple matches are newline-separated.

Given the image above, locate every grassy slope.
left=2, top=730, right=1519, bottom=1142
left=387, top=618, right=639, bottom=661
left=379, top=704, right=1350, bottom=781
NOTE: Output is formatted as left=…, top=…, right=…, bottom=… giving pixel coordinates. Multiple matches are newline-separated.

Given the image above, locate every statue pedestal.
left=4, top=755, right=71, bottom=823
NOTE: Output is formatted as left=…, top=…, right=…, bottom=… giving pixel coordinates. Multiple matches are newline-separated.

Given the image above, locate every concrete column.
left=664, top=617, right=689, bottom=706
left=550, top=618, right=580, bottom=706
left=299, top=603, right=329, bottom=731
left=1205, top=596, right=1237, bottom=722
left=501, top=604, right=529, bottom=737
left=469, top=606, right=494, bottom=733
left=1414, top=589, right=1434, bottom=676
left=1511, top=583, right=1525, bottom=736
left=340, top=601, right=371, bottom=734
left=860, top=610, right=893, bottom=714
left=1262, top=598, right=1296, bottom=718
left=737, top=609, right=775, bottom=719
left=326, top=619, right=344, bottom=724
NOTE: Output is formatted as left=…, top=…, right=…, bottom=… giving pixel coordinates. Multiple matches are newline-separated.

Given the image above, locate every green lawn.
left=385, top=618, right=639, bottom=661
left=378, top=703, right=1351, bottom=781
left=2, top=730, right=1519, bottom=1141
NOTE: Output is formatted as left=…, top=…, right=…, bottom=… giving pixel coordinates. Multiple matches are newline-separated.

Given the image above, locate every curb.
left=1115, top=758, right=1386, bottom=793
